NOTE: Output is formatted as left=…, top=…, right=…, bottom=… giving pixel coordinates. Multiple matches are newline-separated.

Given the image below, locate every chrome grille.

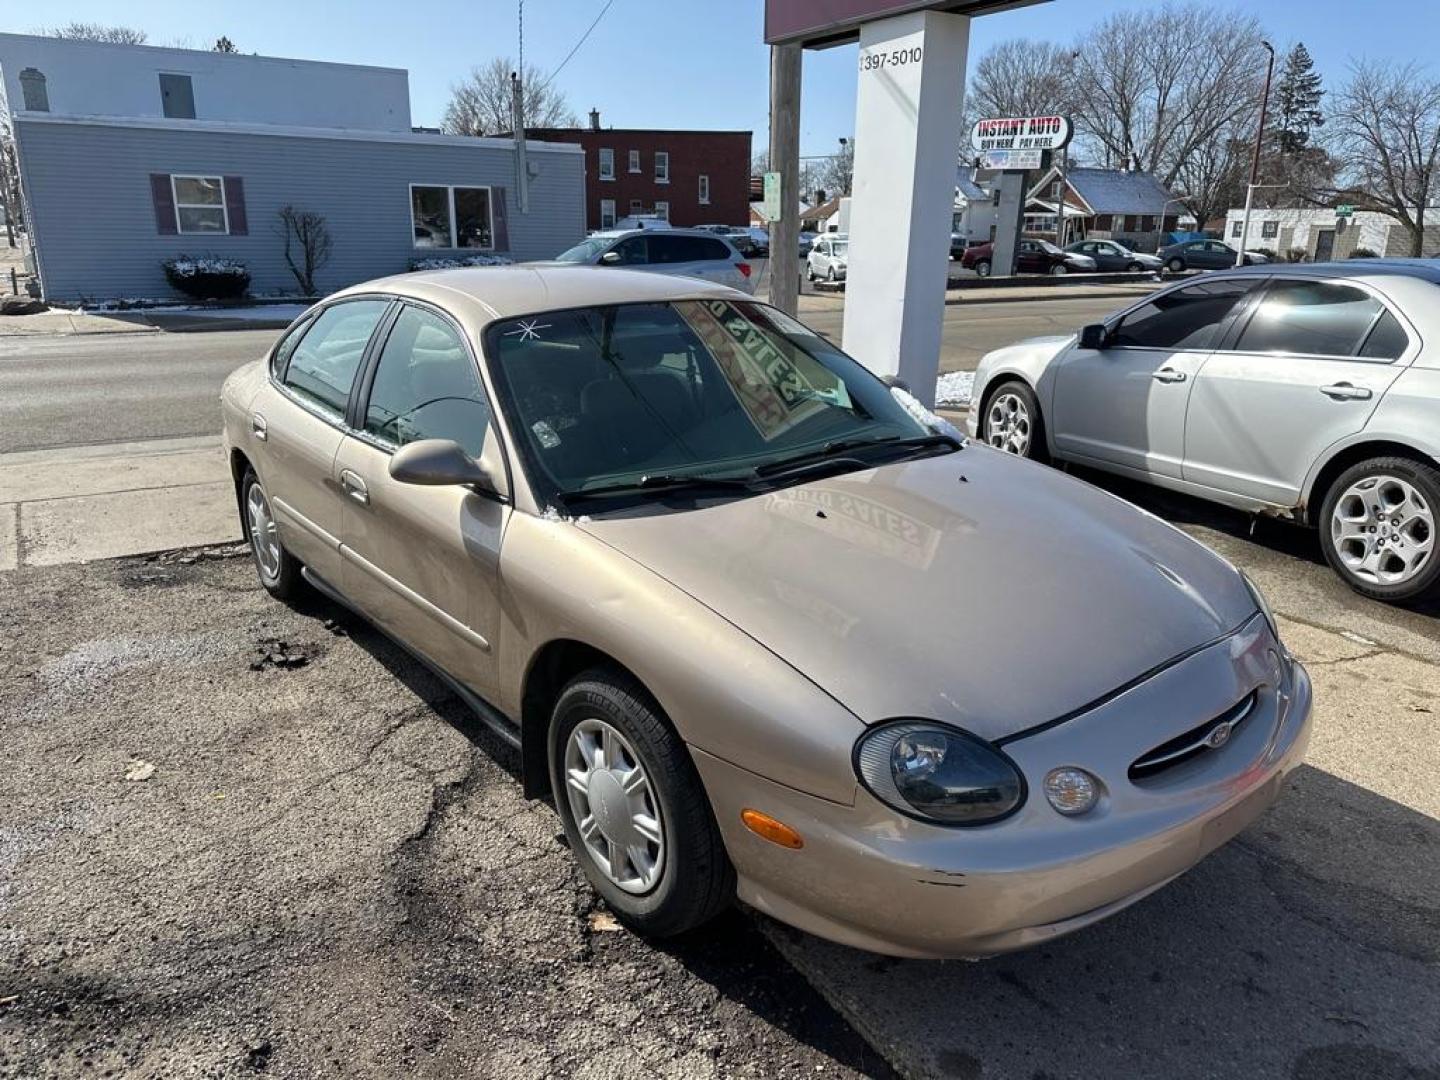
left=1129, top=692, right=1258, bottom=781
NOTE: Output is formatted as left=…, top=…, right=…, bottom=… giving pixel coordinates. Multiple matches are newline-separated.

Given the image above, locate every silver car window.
left=1111, top=280, right=1254, bottom=351
left=1234, top=280, right=1386, bottom=358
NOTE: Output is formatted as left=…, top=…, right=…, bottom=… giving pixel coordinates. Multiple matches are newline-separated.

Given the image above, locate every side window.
left=1358, top=309, right=1409, bottom=360
left=1112, top=280, right=1254, bottom=351
left=612, top=237, right=648, bottom=265
left=1236, top=280, right=1388, bottom=357
left=647, top=236, right=690, bottom=264
left=363, top=306, right=491, bottom=457
left=698, top=237, right=732, bottom=261
left=282, top=300, right=390, bottom=418
left=271, top=314, right=315, bottom=377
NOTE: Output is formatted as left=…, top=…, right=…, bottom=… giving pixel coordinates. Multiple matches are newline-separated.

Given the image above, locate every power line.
left=537, top=0, right=616, bottom=93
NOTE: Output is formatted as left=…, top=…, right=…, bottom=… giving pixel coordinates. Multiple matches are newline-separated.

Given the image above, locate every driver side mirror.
left=389, top=439, right=503, bottom=498
left=599, top=250, right=622, bottom=265
left=1078, top=323, right=1109, bottom=351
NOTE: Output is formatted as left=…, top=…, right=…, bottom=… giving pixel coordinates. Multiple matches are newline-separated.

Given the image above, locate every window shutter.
left=150, top=174, right=178, bottom=235
left=223, top=176, right=248, bottom=235
left=492, top=186, right=510, bottom=252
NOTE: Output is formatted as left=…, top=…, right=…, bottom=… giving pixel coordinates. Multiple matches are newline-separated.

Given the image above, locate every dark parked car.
left=1160, top=239, right=1270, bottom=272
left=1065, top=239, right=1163, bottom=272
left=961, top=239, right=1097, bottom=277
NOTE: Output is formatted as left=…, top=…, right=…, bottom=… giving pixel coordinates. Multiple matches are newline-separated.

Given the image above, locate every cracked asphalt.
left=0, top=550, right=892, bottom=1079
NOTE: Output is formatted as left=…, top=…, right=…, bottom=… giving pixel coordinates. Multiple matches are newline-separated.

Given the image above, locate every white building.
left=1221, top=207, right=1439, bottom=261
left=951, top=167, right=996, bottom=247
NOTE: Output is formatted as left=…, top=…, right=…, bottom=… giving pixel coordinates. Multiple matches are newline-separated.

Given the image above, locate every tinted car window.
left=1358, top=309, right=1409, bottom=360
left=1235, top=280, right=1385, bottom=357
left=1111, top=280, right=1253, bottom=350
left=282, top=300, right=390, bottom=418
left=698, top=237, right=732, bottom=261
left=612, top=237, right=648, bottom=265
left=363, top=305, right=491, bottom=457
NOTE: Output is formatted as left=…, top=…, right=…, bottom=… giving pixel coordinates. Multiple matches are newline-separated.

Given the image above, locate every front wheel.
left=1167, top=257, right=1185, bottom=273
left=974, top=259, right=992, bottom=278
left=1127, top=262, right=1144, bottom=272
left=241, top=468, right=304, bottom=600
left=1050, top=264, right=1069, bottom=276
left=549, top=669, right=734, bottom=937
left=1319, top=456, right=1440, bottom=604
left=827, top=266, right=837, bottom=283
left=981, top=380, right=1046, bottom=461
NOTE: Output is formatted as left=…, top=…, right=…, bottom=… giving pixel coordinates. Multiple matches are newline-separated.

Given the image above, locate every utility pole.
left=767, top=43, right=802, bottom=315
left=1236, top=40, right=1275, bottom=267
left=510, top=72, right=530, bottom=213
left=1054, top=143, right=1067, bottom=248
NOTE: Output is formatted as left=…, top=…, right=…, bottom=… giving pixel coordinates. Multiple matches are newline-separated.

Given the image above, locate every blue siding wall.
left=15, top=119, right=586, bottom=301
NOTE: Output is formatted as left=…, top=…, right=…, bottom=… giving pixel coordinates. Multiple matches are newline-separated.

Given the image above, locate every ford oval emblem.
left=1205, top=722, right=1233, bottom=750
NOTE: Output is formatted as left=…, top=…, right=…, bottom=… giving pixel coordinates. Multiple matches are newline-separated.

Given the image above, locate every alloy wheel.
left=246, top=482, right=281, bottom=582
left=564, top=718, right=666, bottom=895
left=1331, top=474, right=1434, bottom=586
left=985, top=392, right=1032, bottom=456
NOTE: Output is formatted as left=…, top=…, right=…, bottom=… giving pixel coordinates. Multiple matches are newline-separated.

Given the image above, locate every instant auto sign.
left=969, top=115, right=1073, bottom=153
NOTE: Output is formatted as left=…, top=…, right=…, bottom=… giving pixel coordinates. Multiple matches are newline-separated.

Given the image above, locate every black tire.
left=974, top=259, right=992, bottom=278
left=1050, top=264, right=1069, bottom=276
left=1127, top=262, right=1144, bottom=272
left=1167, top=257, right=1185, bottom=273
left=827, top=265, right=837, bottom=283
left=240, top=467, right=305, bottom=601
left=1317, top=455, right=1440, bottom=604
left=549, top=668, right=734, bottom=937
left=980, top=379, right=1048, bottom=463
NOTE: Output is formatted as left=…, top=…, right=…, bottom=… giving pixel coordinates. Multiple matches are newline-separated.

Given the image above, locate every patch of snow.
left=163, top=257, right=248, bottom=277
left=410, top=254, right=515, bottom=271
left=891, top=386, right=965, bottom=440
left=541, top=505, right=568, bottom=522
left=935, top=371, right=975, bottom=408
left=165, top=304, right=311, bottom=321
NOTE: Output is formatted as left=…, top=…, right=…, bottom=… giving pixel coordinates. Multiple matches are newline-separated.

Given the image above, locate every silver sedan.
left=969, top=261, right=1440, bottom=603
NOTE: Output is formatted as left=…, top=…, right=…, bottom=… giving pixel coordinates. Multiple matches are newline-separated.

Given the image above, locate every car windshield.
left=555, top=237, right=613, bottom=263
left=828, top=242, right=849, bottom=257
left=485, top=300, right=936, bottom=504
left=1039, top=241, right=1063, bottom=255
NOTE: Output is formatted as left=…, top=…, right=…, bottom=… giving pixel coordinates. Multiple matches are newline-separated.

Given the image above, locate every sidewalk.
left=0, top=436, right=239, bottom=570
left=0, top=303, right=308, bottom=337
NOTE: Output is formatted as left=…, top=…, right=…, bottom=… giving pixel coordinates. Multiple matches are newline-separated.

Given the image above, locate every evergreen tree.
left=1275, top=43, right=1325, bottom=153
left=213, top=36, right=237, bottom=53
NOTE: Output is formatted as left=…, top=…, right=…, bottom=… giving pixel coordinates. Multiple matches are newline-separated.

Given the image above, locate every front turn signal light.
left=741, top=809, right=804, bottom=849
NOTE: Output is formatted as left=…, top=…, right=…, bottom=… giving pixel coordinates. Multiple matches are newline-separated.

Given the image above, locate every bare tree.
left=45, top=23, right=148, bottom=44
left=817, top=140, right=855, bottom=198
left=277, top=206, right=333, bottom=296
left=442, top=58, right=576, bottom=136
left=965, top=39, right=1074, bottom=127
left=1328, top=59, right=1440, bottom=256
left=213, top=36, right=237, bottom=53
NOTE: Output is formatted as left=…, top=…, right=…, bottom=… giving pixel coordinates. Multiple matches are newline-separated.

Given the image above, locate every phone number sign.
left=969, top=115, right=1072, bottom=153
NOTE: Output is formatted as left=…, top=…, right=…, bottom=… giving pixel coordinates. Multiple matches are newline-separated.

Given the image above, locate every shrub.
left=407, top=253, right=514, bottom=272
left=1348, top=247, right=1380, bottom=259
left=1285, top=247, right=1308, bottom=263
left=162, top=255, right=250, bottom=300
left=1251, top=247, right=1278, bottom=260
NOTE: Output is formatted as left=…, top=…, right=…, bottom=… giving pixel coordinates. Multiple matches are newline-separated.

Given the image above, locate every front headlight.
left=854, top=721, right=1026, bottom=826
left=1240, top=571, right=1280, bottom=643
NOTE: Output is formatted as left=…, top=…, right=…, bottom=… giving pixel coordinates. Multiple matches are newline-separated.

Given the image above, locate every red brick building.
left=525, top=113, right=751, bottom=231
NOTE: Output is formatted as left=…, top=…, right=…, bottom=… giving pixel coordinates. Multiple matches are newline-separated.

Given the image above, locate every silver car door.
left=1183, top=278, right=1412, bottom=507
left=1050, top=278, right=1257, bottom=478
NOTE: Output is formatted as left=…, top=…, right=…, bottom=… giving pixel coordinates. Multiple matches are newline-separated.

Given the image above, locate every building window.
left=410, top=184, right=493, bottom=249
left=1231, top=220, right=1243, bottom=238
left=173, top=175, right=228, bottom=234
left=598, top=148, right=615, bottom=180
left=159, top=73, right=196, bottom=119
left=698, top=174, right=710, bottom=205
left=600, top=199, right=616, bottom=229
left=655, top=201, right=669, bottom=221
left=1140, top=215, right=1155, bottom=232
left=1262, top=220, right=1279, bottom=239
left=655, top=151, right=669, bottom=183
left=628, top=149, right=641, bottom=173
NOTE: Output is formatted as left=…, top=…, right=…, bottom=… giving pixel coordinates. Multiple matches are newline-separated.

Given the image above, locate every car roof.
left=1196, top=258, right=1440, bottom=285
left=587, top=227, right=731, bottom=240
left=328, top=264, right=746, bottom=329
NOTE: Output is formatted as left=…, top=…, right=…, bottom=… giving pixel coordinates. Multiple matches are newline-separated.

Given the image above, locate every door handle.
left=339, top=469, right=369, bottom=506
left=1152, top=368, right=1188, bottom=383
left=1320, top=382, right=1373, bottom=401
left=251, top=413, right=267, bottom=441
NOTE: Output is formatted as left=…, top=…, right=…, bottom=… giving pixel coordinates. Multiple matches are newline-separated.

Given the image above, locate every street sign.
left=981, top=148, right=1044, bottom=172
left=1336, top=204, right=1354, bottom=218
left=970, top=115, right=1072, bottom=153
left=762, top=172, right=782, bottom=222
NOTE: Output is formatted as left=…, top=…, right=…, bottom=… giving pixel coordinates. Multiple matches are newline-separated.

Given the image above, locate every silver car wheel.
left=246, top=482, right=281, bottom=583
left=1331, top=474, right=1434, bottom=585
left=564, top=717, right=665, bottom=895
left=985, top=393, right=1032, bottom=456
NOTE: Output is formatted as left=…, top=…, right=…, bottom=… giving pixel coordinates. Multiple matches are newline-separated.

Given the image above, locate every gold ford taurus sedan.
left=220, top=266, right=1312, bottom=958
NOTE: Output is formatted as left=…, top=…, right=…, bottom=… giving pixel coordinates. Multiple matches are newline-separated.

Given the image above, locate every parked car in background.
left=807, top=235, right=848, bottom=283
left=224, top=264, right=1310, bottom=958
left=969, top=261, right=1440, bottom=603
left=697, top=225, right=763, bottom=258
left=962, top=239, right=1097, bottom=277
left=548, top=229, right=755, bottom=293
left=799, top=231, right=818, bottom=257
left=1065, top=239, right=1163, bottom=272
left=1160, top=239, right=1270, bottom=272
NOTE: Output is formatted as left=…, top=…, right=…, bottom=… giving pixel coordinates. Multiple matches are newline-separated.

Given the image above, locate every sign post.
left=968, top=114, right=1072, bottom=276
left=1336, top=204, right=1354, bottom=218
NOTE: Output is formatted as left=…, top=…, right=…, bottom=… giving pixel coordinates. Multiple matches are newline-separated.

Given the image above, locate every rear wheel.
left=974, top=259, right=992, bottom=278
left=981, top=380, right=1046, bottom=462
left=1127, top=261, right=1144, bottom=272
left=1319, top=456, right=1440, bottom=603
left=241, top=468, right=304, bottom=600
left=1167, top=257, right=1185, bottom=273
left=549, top=669, right=734, bottom=937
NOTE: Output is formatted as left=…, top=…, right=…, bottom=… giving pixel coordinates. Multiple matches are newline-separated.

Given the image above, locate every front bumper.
left=694, top=617, right=1312, bottom=959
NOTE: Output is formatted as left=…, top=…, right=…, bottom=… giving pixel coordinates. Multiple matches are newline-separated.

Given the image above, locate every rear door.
left=251, top=298, right=392, bottom=583
left=333, top=301, right=509, bottom=699
left=1050, top=278, right=1258, bottom=478
left=1183, top=277, right=1413, bottom=506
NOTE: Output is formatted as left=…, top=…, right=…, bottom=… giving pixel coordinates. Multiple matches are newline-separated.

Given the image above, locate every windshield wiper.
left=560, top=472, right=757, bottom=504
left=754, top=433, right=959, bottom=477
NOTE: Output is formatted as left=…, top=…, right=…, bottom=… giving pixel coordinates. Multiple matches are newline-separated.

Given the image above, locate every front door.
left=1184, top=278, right=1411, bottom=507
left=252, top=298, right=392, bottom=583
left=1051, top=278, right=1258, bottom=477
left=1314, top=229, right=1336, bottom=262
left=335, top=302, right=509, bottom=699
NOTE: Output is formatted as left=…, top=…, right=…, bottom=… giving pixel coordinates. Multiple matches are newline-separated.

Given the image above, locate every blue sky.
left=8, top=0, right=1435, bottom=156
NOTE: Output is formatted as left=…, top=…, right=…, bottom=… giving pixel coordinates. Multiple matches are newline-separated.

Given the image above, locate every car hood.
left=577, top=449, right=1255, bottom=740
